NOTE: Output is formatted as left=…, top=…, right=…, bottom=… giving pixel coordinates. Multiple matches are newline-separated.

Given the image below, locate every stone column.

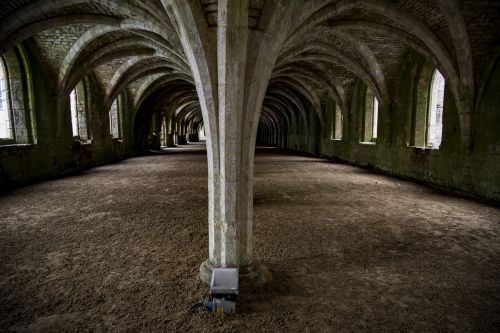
left=163, top=0, right=298, bottom=285
left=188, top=133, right=199, bottom=142
left=199, top=0, right=260, bottom=283
left=176, top=134, right=187, bottom=145
left=150, top=112, right=162, bottom=150
left=166, top=133, right=176, bottom=147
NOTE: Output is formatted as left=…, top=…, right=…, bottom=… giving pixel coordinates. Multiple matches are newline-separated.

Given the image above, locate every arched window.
left=427, top=69, right=445, bottom=148
left=69, top=80, right=90, bottom=142
left=0, top=47, right=35, bottom=145
left=361, top=88, right=378, bottom=143
left=410, top=65, right=446, bottom=149
left=0, top=57, right=13, bottom=140
left=373, top=97, right=379, bottom=140
left=109, top=98, right=121, bottom=139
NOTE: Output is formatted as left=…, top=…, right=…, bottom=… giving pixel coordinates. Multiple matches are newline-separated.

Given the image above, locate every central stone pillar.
left=199, top=0, right=266, bottom=285
left=163, top=0, right=297, bottom=286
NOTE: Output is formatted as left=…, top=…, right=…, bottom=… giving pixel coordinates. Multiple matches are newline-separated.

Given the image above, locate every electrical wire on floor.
left=187, top=301, right=207, bottom=315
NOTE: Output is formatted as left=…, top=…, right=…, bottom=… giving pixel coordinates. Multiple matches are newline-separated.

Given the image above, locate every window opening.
left=372, top=97, right=378, bottom=140
left=109, top=99, right=120, bottom=139
left=69, top=81, right=90, bottom=141
left=361, top=88, right=379, bottom=143
left=0, top=58, right=13, bottom=139
left=427, top=69, right=445, bottom=148
left=70, top=89, right=78, bottom=138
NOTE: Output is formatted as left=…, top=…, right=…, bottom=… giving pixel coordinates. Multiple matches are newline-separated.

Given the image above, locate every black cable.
left=187, top=302, right=205, bottom=315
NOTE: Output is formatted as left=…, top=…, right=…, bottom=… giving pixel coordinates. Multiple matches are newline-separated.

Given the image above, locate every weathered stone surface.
left=0, top=1, right=498, bottom=287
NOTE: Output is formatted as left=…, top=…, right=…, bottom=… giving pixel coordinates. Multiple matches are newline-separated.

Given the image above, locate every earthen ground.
left=1, top=142, right=499, bottom=332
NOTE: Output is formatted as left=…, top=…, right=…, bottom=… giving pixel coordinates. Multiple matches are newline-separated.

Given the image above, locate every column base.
left=176, top=135, right=187, bottom=145
left=166, top=134, right=175, bottom=147
left=199, top=260, right=271, bottom=287
left=188, top=134, right=199, bottom=142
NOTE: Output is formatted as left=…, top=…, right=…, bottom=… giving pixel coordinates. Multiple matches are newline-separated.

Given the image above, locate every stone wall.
left=0, top=44, right=136, bottom=192
left=261, top=53, right=500, bottom=204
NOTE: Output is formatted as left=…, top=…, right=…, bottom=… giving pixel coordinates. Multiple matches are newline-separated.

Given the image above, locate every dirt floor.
left=1, top=142, right=499, bottom=332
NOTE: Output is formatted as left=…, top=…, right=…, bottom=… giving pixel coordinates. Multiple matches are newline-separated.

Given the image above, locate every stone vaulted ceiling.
left=0, top=0, right=498, bottom=139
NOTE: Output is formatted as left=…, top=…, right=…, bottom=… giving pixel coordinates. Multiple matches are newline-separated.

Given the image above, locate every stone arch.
left=273, top=62, right=345, bottom=114
left=0, top=0, right=172, bottom=50
left=1, top=45, right=36, bottom=144
left=278, top=41, right=386, bottom=102
left=133, top=74, right=195, bottom=111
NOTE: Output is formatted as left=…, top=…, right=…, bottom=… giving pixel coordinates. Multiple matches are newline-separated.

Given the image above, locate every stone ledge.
left=0, top=143, right=35, bottom=152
